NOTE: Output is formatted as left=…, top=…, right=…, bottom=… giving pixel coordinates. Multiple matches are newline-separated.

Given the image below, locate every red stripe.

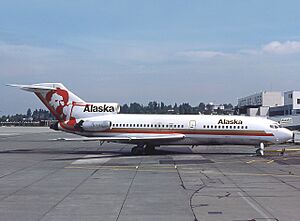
left=107, top=129, right=274, bottom=137
left=60, top=125, right=273, bottom=137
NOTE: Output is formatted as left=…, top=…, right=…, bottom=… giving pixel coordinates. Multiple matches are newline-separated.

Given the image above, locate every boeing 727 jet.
left=8, top=83, right=293, bottom=156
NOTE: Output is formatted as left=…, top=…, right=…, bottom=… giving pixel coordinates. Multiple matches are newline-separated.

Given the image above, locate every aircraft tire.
left=145, top=145, right=155, bottom=155
left=131, top=147, right=143, bottom=155
left=256, top=148, right=264, bottom=156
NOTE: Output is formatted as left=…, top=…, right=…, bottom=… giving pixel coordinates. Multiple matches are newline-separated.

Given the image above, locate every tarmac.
left=0, top=127, right=300, bottom=221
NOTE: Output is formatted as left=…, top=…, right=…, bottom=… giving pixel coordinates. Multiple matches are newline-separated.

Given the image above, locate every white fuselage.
left=59, top=114, right=293, bottom=146
left=9, top=82, right=293, bottom=148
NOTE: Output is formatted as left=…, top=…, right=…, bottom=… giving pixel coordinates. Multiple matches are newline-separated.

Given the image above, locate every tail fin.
left=7, top=83, right=85, bottom=125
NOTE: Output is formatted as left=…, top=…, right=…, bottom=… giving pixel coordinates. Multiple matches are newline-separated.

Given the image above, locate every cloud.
left=177, top=50, right=234, bottom=59
left=176, top=40, right=300, bottom=60
left=262, top=41, right=300, bottom=54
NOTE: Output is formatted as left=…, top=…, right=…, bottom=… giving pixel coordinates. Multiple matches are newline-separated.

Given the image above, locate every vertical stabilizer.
left=7, top=83, right=85, bottom=126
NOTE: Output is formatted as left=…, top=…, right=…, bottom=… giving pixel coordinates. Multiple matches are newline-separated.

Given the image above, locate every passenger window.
left=241, top=126, right=244, bottom=129
left=229, top=126, right=232, bottom=129
left=166, top=125, right=168, bottom=128
left=245, top=126, right=248, bottom=129
left=203, top=125, right=206, bottom=128
left=226, top=126, right=228, bottom=129
left=222, top=126, right=225, bottom=129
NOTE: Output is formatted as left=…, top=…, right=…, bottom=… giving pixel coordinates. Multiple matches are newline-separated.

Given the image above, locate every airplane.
left=7, top=83, right=294, bottom=156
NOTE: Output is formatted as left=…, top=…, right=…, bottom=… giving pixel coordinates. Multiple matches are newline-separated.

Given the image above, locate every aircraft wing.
left=53, top=134, right=185, bottom=142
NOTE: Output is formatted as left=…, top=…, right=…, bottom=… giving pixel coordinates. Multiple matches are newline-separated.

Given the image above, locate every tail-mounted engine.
left=74, top=120, right=112, bottom=132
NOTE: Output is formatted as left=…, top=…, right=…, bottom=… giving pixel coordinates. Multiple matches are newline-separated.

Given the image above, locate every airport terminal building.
left=238, top=90, right=300, bottom=130
left=237, top=91, right=283, bottom=116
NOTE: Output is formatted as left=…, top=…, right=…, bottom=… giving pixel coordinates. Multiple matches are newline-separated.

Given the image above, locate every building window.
left=297, top=99, right=300, bottom=104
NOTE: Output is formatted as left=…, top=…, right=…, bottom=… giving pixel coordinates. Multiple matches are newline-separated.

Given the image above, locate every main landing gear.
left=256, top=142, right=265, bottom=156
left=131, top=144, right=156, bottom=155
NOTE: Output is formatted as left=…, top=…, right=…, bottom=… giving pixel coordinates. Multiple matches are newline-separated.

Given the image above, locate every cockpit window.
left=270, top=124, right=279, bottom=129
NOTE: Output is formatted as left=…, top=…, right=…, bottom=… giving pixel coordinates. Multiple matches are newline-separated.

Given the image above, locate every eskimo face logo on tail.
left=45, top=88, right=76, bottom=126
left=46, top=88, right=68, bottom=120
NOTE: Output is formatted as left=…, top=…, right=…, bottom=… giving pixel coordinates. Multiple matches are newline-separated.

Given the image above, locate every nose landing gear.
left=131, top=144, right=156, bottom=155
left=256, top=142, right=265, bottom=156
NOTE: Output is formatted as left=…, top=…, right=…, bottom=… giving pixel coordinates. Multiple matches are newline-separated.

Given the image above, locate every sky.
left=1, top=0, right=300, bottom=115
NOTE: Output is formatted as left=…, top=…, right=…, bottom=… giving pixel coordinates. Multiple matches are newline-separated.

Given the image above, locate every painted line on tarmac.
left=0, top=133, right=19, bottom=136
left=202, top=170, right=300, bottom=178
left=65, top=165, right=178, bottom=173
left=71, top=154, right=112, bottom=165
left=238, top=192, right=273, bottom=219
left=64, top=165, right=300, bottom=178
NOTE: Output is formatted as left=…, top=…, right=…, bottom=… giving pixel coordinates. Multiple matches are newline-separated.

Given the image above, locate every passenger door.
left=189, top=120, right=196, bottom=129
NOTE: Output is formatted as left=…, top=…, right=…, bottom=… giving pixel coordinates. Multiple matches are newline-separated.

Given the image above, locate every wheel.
left=256, top=148, right=264, bottom=156
left=131, top=147, right=143, bottom=155
left=144, top=145, right=155, bottom=155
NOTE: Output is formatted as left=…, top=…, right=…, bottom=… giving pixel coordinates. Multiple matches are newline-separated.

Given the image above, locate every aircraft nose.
left=281, top=128, right=294, bottom=142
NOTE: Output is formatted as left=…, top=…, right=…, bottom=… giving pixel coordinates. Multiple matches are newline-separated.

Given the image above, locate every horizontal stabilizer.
left=6, top=84, right=57, bottom=92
